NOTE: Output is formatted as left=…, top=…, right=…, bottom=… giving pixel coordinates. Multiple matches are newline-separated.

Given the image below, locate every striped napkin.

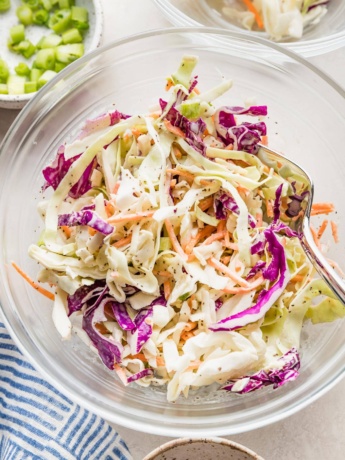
left=0, top=321, right=132, bottom=460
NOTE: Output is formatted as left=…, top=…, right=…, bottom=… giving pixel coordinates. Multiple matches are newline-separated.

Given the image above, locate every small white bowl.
left=143, top=438, right=265, bottom=460
left=0, top=0, right=103, bottom=110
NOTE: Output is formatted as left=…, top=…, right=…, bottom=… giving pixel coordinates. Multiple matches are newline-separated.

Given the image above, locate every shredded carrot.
left=105, top=201, right=115, bottom=217
left=225, top=143, right=234, bottom=150
left=223, top=232, right=238, bottom=250
left=108, top=210, right=155, bottom=224
left=173, top=145, right=183, bottom=159
left=163, top=280, right=172, bottom=300
left=237, top=185, right=249, bottom=195
left=222, top=275, right=264, bottom=294
left=200, top=179, right=214, bottom=186
left=266, top=199, right=274, bottom=218
left=261, top=135, right=268, bottom=146
left=164, top=219, right=188, bottom=261
left=113, top=182, right=121, bottom=194
left=291, top=274, right=306, bottom=283
left=241, top=0, right=263, bottom=28
left=310, top=225, right=322, bottom=249
left=128, top=353, right=148, bottom=362
left=181, top=331, right=195, bottom=342
left=202, top=231, right=227, bottom=246
left=153, top=270, right=173, bottom=278
left=149, top=111, right=161, bottom=119
left=255, top=212, right=263, bottom=228
left=317, top=219, right=328, bottom=240
left=217, top=220, right=226, bottom=232
left=61, top=225, right=72, bottom=238
left=88, top=226, right=97, bottom=236
left=184, top=225, right=214, bottom=254
left=165, top=78, right=174, bottom=91
left=311, top=202, right=335, bottom=216
left=156, top=356, right=165, bottom=366
left=331, top=220, right=339, bottom=243
left=198, top=196, right=213, bottom=212
left=170, top=179, right=177, bottom=188
left=131, top=127, right=142, bottom=138
left=208, top=257, right=250, bottom=287
left=193, top=87, right=200, bottom=95
left=164, top=119, right=186, bottom=138
left=95, top=322, right=109, bottom=335
left=11, top=262, right=55, bottom=301
left=183, top=321, right=197, bottom=332
left=186, top=360, right=201, bottom=371
left=166, top=168, right=195, bottom=183
left=113, top=235, right=132, bottom=248
left=187, top=294, right=196, bottom=308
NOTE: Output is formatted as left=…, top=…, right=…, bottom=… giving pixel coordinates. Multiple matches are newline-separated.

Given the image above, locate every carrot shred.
left=88, top=226, right=97, bottom=236
left=163, top=280, right=172, bottom=300
left=208, top=257, right=250, bottom=287
left=113, top=182, right=121, bottom=194
left=113, top=235, right=132, bottom=248
left=180, top=331, right=194, bottom=342
left=165, top=79, right=174, bottom=91
left=317, top=219, right=328, bottom=239
left=153, top=270, right=173, bottom=278
left=241, top=0, right=263, bottom=28
left=221, top=255, right=231, bottom=266
left=225, top=143, right=234, bottom=150
left=61, top=225, right=72, bottom=238
left=166, top=168, right=195, bottom=183
left=184, top=225, right=214, bottom=254
left=331, top=220, right=339, bottom=243
left=198, top=196, right=214, bottom=212
left=164, top=219, right=188, bottom=261
left=311, top=202, right=335, bottom=216
left=114, top=364, right=128, bottom=385
left=217, top=220, right=226, bottom=232
left=261, top=135, right=268, bottom=146
left=266, top=199, right=274, bottom=218
left=202, top=231, right=227, bottom=246
left=310, top=225, right=322, bottom=249
left=156, top=356, right=165, bottom=366
left=222, top=275, right=264, bottom=294
left=108, top=210, right=155, bottom=224
left=164, top=119, right=186, bottom=138
left=105, top=201, right=115, bottom=217
left=183, top=321, right=197, bottom=332
left=11, top=262, right=55, bottom=301
left=128, top=353, right=148, bottom=362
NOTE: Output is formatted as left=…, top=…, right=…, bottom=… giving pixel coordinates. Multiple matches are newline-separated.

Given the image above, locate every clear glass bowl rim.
left=0, top=27, right=345, bottom=437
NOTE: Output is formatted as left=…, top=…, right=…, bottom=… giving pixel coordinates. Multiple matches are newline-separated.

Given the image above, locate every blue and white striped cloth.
left=0, top=321, right=132, bottom=460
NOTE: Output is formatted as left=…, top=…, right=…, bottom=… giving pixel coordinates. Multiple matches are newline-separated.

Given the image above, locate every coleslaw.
left=222, top=0, right=330, bottom=41
left=26, top=55, right=344, bottom=402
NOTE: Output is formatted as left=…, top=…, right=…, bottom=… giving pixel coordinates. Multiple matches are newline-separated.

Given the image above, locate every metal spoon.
left=257, top=144, right=345, bottom=302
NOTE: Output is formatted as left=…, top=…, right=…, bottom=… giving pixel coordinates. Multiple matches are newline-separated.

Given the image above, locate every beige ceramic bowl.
left=143, top=438, right=264, bottom=460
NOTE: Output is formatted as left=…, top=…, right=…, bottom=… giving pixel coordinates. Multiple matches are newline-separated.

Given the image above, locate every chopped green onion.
left=17, top=40, right=36, bottom=58
left=0, top=83, right=8, bottom=94
left=38, top=69, right=57, bottom=88
left=37, top=33, right=62, bottom=49
left=7, top=75, right=26, bottom=95
left=22, top=0, right=40, bottom=10
left=0, top=0, right=11, bottom=13
left=55, top=43, right=83, bottom=63
left=16, top=5, right=33, bottom=25
left=10, top=24, right=25, bottom=44
left=58, top=0, right=71, bottom=8
left=54, top=61, right=66, bottom=72
left=30, top=68, right=43, bottom=82
left=40, top=0, right=53, bottom=11
left=34, top=48, right=56, bottom=70
left=48, top=9, right=71, bottom=33
left=62, top=28, right=82, bottom=44
left=15, top=62, right=31, bottom=76
left=0, top=59, right=10, bottom=83
left=25, top=81, right=38, bottom=93
left=71, top=6, right=88, bottom=30
left=33, top=8, right=49, bottom=25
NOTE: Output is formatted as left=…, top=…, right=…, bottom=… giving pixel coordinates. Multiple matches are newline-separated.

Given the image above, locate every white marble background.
left=1, top=1, right=345, bottom=458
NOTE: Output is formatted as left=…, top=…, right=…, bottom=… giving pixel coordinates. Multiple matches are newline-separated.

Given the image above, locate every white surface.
left=0, top=1, right=344, bottom=459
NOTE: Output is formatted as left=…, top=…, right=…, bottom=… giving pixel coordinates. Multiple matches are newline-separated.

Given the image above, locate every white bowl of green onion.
left=0, top=0, right=103, bottom=109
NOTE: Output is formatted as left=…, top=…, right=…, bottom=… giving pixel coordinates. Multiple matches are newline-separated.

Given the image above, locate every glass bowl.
left=153, top=0, right=345, bottom=57
left=1, top=28, right=345, bottom=437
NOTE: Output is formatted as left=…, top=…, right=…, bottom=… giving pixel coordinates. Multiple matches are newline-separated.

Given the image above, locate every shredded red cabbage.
left=214, top=193, right=256, bottom=228
left=209, top=227, right=289, bottom=331
left=127, top=368, right=154, bottom=383
left=58, top=209, right=114, bottom=235
left=222, top=348, right=300, bottom=393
